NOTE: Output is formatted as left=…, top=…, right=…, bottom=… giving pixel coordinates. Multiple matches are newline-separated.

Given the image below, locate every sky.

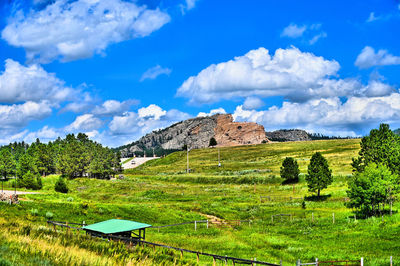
left=0, top=0, right=400, bottom=147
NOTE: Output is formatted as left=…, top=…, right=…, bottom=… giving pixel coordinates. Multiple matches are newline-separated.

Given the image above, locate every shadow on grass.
left=281, top=179, right=299, bottom=185
left=304, top=194, right=331, bottom=202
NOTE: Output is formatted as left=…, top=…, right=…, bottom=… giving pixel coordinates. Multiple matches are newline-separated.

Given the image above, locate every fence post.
left=280, top=259, right=282, bottom=266
left=312, top=213, right=314, bottom=222
left=196, top=253, right=199, bottom=264
left=332, top=213, right=335, bottom=224
left=361, top=257, right=363, bottom=266
left=297, top=259, right=301, bottom=266
left=271, top=216, right=274, bottom=223
left=213, top=256, right=216, bottom=266
left=316, top=257, right=318, bottom=265
left=390, top=256, right=392, bottom=266
left=180, top=250, right=183, bottom=258
left=354, top=214, right=356, bottom=222
left=195, top=221, right=197, bottom=231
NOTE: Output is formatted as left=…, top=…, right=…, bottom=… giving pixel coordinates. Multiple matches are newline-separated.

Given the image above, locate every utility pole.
left=186, top=145, right=190, bottom=173
left=218, top=148, right=221, bottom=167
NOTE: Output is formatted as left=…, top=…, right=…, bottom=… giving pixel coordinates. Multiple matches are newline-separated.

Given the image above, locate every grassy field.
left=2, top=139, right=400, bottom=265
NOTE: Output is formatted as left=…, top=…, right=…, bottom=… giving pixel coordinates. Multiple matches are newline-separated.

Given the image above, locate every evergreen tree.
left=352, top=124, right=400, bottom=174
left=280, top=157, right=300, bottom=183
left=306, top=152, right=332, bottom=196
left=17, top=153, right=38, bottom=178
left=209, top=137, right=217, bottom=147
left=0, top=149, right=16, bottom=180
left=54, top=176, right=68, bottom=193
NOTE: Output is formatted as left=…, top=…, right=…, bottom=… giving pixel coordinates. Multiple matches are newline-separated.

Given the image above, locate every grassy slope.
left=2, top=139, right=400, bottom=265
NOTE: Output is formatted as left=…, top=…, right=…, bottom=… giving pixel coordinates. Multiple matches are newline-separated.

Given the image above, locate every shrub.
left=30, top=209, right=38, bottom=216
left=18, top=171, right=42, bottom=190
left=55, top=177, right=69, bottom=193
left=66, top=197, right=74, bottom=202
left=45, top=212, right=54, bottom=219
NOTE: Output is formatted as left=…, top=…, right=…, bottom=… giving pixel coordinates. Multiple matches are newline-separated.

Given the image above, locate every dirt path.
left=1, top=190, right=39, bottom=196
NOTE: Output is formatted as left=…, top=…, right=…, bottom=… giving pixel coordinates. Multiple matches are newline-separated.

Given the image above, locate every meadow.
left=1, top=139, right=399, bottom=265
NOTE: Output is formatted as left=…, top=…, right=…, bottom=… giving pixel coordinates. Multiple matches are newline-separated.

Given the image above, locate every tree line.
left=0, top=133, right=122, bottom=190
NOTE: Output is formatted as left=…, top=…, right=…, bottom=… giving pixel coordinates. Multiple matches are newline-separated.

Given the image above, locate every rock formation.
left=118, top=114, right=268, bottom=157
left=265, top=129, right=311, bottom=142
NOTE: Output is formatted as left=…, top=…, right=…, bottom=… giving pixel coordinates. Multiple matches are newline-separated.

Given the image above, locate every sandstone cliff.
left=118, top=114, right=268, bottom=157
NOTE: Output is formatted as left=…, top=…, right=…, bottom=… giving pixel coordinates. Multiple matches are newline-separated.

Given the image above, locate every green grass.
left=2, top=139, right=399, bottom=265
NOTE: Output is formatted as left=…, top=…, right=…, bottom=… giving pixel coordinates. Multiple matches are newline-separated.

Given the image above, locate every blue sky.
left=0, top=0, right=399, bottom=147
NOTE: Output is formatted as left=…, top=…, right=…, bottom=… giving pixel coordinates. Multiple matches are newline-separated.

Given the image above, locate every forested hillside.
left=0, top=133, right=122, bottom=189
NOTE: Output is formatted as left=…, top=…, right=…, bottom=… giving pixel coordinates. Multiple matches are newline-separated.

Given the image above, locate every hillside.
left=129, top=138, right=361, bottom=176
left=3, top=138, right=400, bottom=265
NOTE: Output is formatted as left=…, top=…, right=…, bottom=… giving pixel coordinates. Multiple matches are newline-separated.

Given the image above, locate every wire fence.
left=47, top=220, right=281, bottom=265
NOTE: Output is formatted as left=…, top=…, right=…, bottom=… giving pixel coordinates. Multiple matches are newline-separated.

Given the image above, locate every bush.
left=30, top=209, right=38, bottom=216
left=55, top=177, right=69, bottom=193
left=17, top=171, right=42, bottom=190
left=66, top=197, right=74, bottom=202
left=45, top=211, right=54, bottom=219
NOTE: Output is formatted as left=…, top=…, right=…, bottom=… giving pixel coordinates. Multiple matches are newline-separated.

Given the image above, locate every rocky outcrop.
left=265, top=129, right=311, bottom=142
left=214, top=114, right=266, bottom=146
left=118, top=114, right=268, bottom=157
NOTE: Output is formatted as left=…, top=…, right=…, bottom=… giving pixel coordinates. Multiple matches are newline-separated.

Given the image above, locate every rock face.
left=119, top=114, right=268, bottom=157
left=214, top=114, right=266, bottom=146
left=265, top=129, right=311, bottom=142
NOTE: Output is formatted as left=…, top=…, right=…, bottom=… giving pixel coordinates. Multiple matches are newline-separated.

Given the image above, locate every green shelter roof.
left=82, top=219, right=151, bottom=234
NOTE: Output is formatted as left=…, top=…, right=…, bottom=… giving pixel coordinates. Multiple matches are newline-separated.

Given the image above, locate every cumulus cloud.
left=243, top=97, right=264, bottom=110
left=92, top=99, right=138, bottom=116
left=2, top=0, right=171, bottom=63
left=355, top=46, right=400, bottom=69
left=109, top=104, right=190, bottom=138
left=281, top=23, right=327, bottom=44
left=197, top=108, right=226, bottom=117
left=180, top=0, right=200, bottom=14
left=177, top=47, right=376, bottom=104
left=0, top=59, right=76, bottom=103
left=140, top=65, right=172, bottom=81
left=65, top=114, right=103, bottom=132
left=0, top=101, right=52, bottom=129
left=366, top=12, right=379, bottom=22
left=233, top=92, right=400, bottom=136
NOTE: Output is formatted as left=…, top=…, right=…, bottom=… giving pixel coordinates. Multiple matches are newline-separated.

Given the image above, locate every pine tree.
left=280, top=157, right=300, bottom=183
left=306, top=152, right=332, bottom=197
left=0, top=149, right=16, bottom=180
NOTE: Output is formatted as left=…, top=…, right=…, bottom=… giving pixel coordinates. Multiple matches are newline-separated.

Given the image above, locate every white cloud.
left=197, top=108, right=226, bottom=117
left=92, top=99, right=138, bottom=116
left=0, top=101, right=52, bottom=129
left=0, top=59, right=76, bottom=103
left=281, top=23, right=326, bottom=44
left=109, top=104, right=190, bottom=139
left=140, top=65, right=172, bottom=81
left=309, top=32, right=327, bottom=45
left=366, top=12, right=379, bottom=22
left=2, top=0, right=171, bottom=63
left=281, top=23, right=307, bottom=38
left=23, top=126, right=60, bottom=144
left=243, top=97, right=264, bottom=110
left=65, top=114, right=103, bottom=132
left=138, top=104, right=167, bottom=120
left=177, top=47, right=372, bottom=104
left=355, top=46, right=400, bottom=69
left=180, top=0, right=200, bottom=14
left=233, top=92, right=400, bottom=136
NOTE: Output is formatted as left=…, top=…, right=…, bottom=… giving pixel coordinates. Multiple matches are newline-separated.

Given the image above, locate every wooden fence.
left=47, top=220, right=281, bottom=266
